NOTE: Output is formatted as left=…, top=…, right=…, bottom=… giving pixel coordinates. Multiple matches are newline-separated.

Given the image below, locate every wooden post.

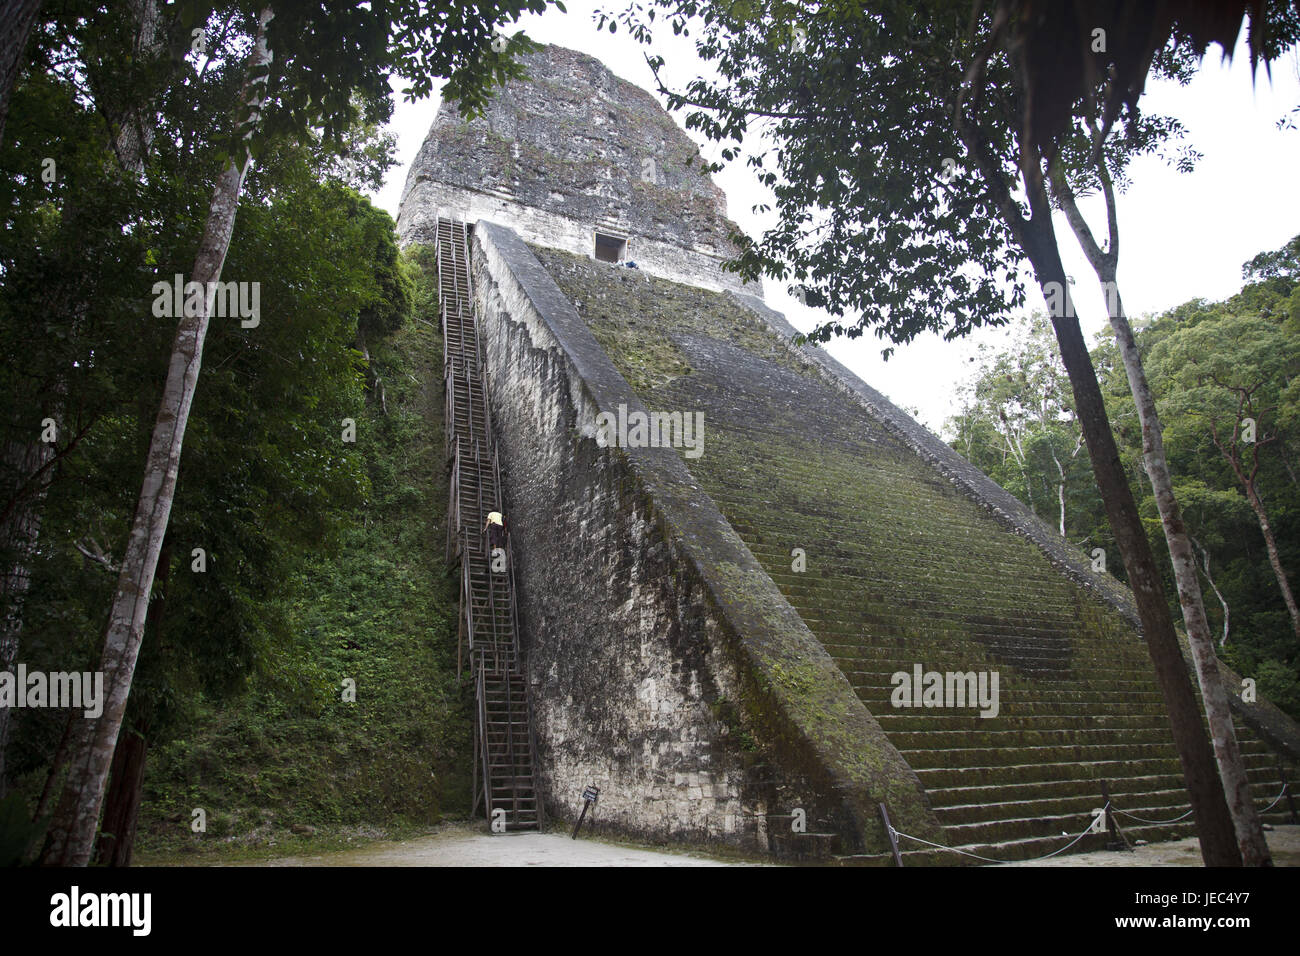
left=878, top=802, right=903, bottom=867
left=1101, top=780, right=1130, bottom=851
left=570, top=801, right=590, bottom=840
left=470, top=706, right=480, bottom=819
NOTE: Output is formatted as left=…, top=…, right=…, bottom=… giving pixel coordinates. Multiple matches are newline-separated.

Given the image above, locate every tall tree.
left=1173, top=479, right=1256, bottom=648
left=1100, top=261, right=1300, bottom=717
left=947, top=314, right=1091, bottom=539
left=39, top=7, right=279, bottom=866
left=0, top=1, right=180, bottom=792
left=1051, top=135, right=1271, bottom=865
left=90, top=180, right=409, bottom=865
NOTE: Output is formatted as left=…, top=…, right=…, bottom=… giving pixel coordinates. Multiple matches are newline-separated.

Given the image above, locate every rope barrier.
left=1115, top=782, right=1289, bottom=824
left=1257, top=782, right=1290, bottom=814
left=889, top=803, right=1108, bottom=865
left=886, top=780, right=1293, bottom=864
left=1112, top=806, right=1195, bottom=825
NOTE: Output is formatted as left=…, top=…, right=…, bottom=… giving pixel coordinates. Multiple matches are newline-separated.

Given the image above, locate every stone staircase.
left=532, top=245, right=1297, bottom=864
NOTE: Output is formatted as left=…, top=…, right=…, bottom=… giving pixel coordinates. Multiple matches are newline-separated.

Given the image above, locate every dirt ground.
left=230, top=823, right=1300, bottom=867
left=239, top=826, right=759, bottom=867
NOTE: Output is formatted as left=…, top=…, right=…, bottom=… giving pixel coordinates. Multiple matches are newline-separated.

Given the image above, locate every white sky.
left=367, top=4, right=1300, bottom=433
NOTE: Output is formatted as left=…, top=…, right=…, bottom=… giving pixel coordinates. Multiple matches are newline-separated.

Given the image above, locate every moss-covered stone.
left=533, top=243, right=1297, bottom=862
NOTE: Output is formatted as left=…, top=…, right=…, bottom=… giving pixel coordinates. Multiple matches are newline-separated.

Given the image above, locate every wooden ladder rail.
left=436, top=215, right=539, bottom=832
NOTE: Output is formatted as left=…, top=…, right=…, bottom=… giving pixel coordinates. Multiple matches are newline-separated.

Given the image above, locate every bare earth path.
left=242, top=826, right=761, bottom=867
left=229, top=824, right=1300, bottom=867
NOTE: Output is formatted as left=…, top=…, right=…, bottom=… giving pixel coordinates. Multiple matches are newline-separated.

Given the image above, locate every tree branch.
left=74, top=537, right=119, bottom=573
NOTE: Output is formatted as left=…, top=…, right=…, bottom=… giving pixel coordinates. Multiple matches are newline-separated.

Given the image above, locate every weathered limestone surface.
left=396, top=45, right=758, bottom=295
left=469, top=220, right=941, bottom=854
left=531, top=245, right=1300, bottom=860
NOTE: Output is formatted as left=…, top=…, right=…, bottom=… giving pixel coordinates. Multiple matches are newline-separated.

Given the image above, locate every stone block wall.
left=395, top=44, right=762, bottom=297
left=399, top=179, right=752, bottom=295
left=467, top=220, right=942, bottom=854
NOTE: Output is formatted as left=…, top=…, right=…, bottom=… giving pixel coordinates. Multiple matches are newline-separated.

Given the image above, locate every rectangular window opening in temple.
left=594, top=232, right=627, bottom=263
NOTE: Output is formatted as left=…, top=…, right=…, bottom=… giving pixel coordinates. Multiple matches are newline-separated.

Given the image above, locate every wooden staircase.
left=436, top=216, right=542, bottom=833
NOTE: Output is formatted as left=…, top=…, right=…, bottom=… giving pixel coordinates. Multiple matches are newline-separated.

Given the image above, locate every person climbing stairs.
left=436, top=216, right=542, bottom=833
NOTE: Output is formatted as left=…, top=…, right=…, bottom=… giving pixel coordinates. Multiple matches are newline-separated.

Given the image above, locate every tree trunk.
left=0, top=437, right=54, bottom=796
left=0, top=0, right=43, bottom=148
left=33, top=711, right=72, bottom=823
left=1039, top=279, right=1240, bottom=866
left=1103, top=284, right=1269, bottom=866
left=96, top=536, right=169, bottom=866
left=1053, top=172, right=1268, bottom=864
left=95, top=724, right=147, bottom=867
left=957, top=82, right=1240, bottom=862
left=1190, top=535, right=1230, bottom=647
left=957, top=14, right=1238, bottom=866
left=108, top=0, right=161, bottom=176
left=1051, top=448, right=1067, bottom=537
left=1240, top=478, right=1300, bottom=640
left=38, top=10, right=274, bottom=866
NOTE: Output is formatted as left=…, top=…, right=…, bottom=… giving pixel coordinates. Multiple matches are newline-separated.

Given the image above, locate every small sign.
left=572, top=786, right=601, bottom=840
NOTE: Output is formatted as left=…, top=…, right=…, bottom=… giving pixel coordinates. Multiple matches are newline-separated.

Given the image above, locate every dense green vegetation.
left=947, top=234, right=1300, bottom=719
left=2, top=221, right=468, bottom=860
left=1, top=0, right=550, bottom=866
left=137, top=247, right=470, bottom=857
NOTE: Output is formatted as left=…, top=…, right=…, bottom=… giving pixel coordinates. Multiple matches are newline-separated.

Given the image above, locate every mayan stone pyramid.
left=398, top=44, right=1299, bottom=862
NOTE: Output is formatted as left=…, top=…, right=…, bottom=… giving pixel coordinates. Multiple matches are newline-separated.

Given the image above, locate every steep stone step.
left=923, top=772, right=1193, bottom=808
left=535, top=243, right=1296, bottom=862
left=839, top=657, right=1143, bottom=678
left=845, top=819, right=1196, bottom=866
left=761, top=561, right=1083, bottom=594
left=822, top=633, right=1141, bottom=659
left=811, top=638, right=1098, bottom=666
left=848, top=674, right=1165, bottom=700
left=850, top=682, right=1170, bottom=707
left=932, top=787, right=1188, bottom=827
left=914, top=757, right=1190, bottom=788
left=886, top=726, right=1280, bottom=753
left=873, top=710, right=1167, bottom=731
left=899, top=741, right=1181, bottom=770
left=868, top=698, right=1175, bottom=719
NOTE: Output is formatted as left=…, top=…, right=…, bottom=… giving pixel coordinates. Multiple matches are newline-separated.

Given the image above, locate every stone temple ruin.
left=397, top=44, right=1300, bottom=862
